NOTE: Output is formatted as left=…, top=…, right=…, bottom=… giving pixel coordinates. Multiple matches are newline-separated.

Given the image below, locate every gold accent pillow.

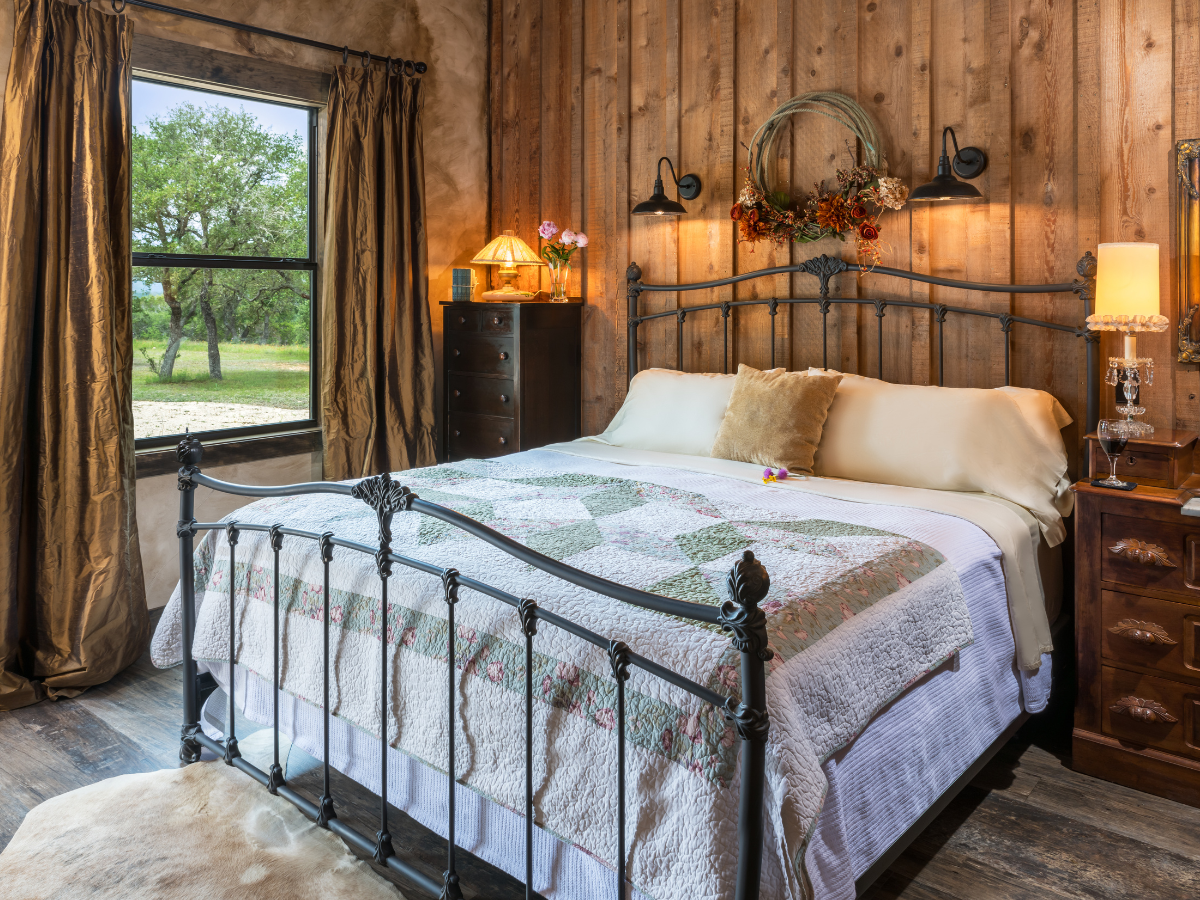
left=710, top=364, right=843, bottom=475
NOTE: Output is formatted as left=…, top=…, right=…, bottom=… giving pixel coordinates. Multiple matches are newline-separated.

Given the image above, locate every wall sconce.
left=909, top=126, right=987, bottom=201
left=631, top=156, right=701, bottom=216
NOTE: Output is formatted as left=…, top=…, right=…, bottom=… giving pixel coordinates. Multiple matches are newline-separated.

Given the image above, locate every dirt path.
left=133, top=401, right=308, bottom=439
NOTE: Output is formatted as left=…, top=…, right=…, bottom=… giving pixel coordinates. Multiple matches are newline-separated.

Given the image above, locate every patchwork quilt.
left=153, top=451, right=973, bottom=900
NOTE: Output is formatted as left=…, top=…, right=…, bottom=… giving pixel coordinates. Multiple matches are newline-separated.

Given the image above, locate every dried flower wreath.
left=732, top=92, right=908, bottom=266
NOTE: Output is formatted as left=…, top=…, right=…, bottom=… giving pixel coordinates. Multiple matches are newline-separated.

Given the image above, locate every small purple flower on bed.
left=777, top=467, right=789, bottom=480
left=538, top=220, right=558, bottom=239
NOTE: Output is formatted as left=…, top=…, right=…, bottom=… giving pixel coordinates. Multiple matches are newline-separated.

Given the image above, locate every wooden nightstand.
left=1073, top=429, right=1200, bottom=807
left=440, top=299, right=581, bottom=462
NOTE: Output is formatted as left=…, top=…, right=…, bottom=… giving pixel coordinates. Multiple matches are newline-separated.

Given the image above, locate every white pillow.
left=594, top=369, right=738, bottom=457
left=808, top=370, right=1073, bottom=546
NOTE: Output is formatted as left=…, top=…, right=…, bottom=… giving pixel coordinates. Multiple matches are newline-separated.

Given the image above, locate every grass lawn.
left=133, top=340, right=310, bottom=409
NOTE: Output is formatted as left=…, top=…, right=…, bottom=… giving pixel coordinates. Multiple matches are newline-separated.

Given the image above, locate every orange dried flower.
left=816, top=195, right=852, bottom=232
left=730, top=204, right=744, bottom=220
left=858, top=221, right=880, bottom=241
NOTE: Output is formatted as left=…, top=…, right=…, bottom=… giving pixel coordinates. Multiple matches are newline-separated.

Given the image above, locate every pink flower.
left=595, top=708, right=615, bottom=730
left=401, top=626, right=416, bottom=646
left=716, top=665, right=739, bottom=689
left=573, top=232, right=588, bottom=247
left=720, top=726, right=736, bottom=748
left=538, top=220, right=558, bottom=239
left=661, top=727, right=674, bottom=753
left=386, top=625, right=395, bottom=644
left=457, top=624, right=477, bottom=643
left=777, top=468, right=789, bottom=480
left=677, top=711, right=704, bottom=745
left=487, top=660, right=505, bottom=682
left=542, top=675, right=553, bottom=696
left=555, top=661, right=580, bottom=686
left=560, top=228, right=576, bottom=245
left=330, top=605, right=344, bottom=624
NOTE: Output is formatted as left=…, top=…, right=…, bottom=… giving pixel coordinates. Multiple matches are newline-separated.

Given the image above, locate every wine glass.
left=1097, top=419, right=1131, bottom=487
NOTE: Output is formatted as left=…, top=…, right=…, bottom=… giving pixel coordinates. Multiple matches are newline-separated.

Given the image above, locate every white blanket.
left=153, top=450, right=977, bottom=899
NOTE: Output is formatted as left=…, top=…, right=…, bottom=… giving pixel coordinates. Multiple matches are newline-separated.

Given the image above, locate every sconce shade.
left=908, top=173, right=983, bottom=201
left=471, top=230, right=545, bottom=267
left=1088, top=242, right=1167, bottom=332
left=632, top=191, right=688, bottom=216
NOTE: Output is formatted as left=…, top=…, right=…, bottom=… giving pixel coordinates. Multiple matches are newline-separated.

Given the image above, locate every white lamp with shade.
left=1086, top=242, right=1168, bottom=436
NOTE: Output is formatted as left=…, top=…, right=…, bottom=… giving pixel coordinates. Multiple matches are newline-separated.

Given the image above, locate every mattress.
left=181, top=444, right=1055, bottom=900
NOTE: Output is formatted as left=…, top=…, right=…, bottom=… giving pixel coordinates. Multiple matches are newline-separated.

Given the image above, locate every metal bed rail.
left=626, top=251, right=1101, bottom=433
left=175, top=434, right=772, bottom=900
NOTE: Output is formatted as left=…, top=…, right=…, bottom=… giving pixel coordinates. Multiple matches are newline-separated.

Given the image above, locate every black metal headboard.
left=626, top=251, right=1100, bottom=433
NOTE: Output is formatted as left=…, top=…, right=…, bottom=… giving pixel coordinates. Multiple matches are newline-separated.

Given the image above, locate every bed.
left=152, top=252, right=1099, bottom=900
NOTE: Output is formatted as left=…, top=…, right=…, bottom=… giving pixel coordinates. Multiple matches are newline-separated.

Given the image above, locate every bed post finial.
left=176, top=430, right=204, bottom=764
left=720, top=550, right=772, bottom=900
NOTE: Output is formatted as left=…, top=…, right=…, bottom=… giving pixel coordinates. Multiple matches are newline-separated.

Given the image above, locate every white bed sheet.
left=197, top=446, right=1053, bottom=900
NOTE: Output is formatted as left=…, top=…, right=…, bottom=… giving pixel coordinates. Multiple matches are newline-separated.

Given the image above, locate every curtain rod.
left=87, top=0, right=428, bottom=74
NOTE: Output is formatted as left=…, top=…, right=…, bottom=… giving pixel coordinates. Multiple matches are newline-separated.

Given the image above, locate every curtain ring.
left=112, top=0, right=127, bottom=11
left=361, top=50, right=371, bottom=69
left=342, top=46, right=348, bottom=66
left=403, top=59, right=416, bottom=77
left=385, top=56, right=393, bottom=77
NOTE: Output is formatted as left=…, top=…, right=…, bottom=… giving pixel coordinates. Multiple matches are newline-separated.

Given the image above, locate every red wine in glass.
left=1098, top=432, right=1127, bottom=456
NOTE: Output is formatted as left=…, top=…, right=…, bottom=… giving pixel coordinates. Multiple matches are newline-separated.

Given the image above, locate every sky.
left=132, top=78, right=310, bottom=143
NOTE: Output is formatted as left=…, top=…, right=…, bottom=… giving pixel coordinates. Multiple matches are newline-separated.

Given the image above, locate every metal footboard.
left=174, top=433, right=772, bottom=900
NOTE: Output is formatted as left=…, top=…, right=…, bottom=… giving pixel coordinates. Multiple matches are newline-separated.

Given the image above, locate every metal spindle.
left=768, top=300, right=778, bottom=369
left=722, top=303, right=730, bottom=374
left=268, top=524, right=285, bottom=793
left=317, top=532, right=336, bottom=827
left=873, top=300, right=887, bottom=381
left=376, top=552, right=395, bottom=861
left=935, top=305, right=947, bottom=386
left=225, top=523, right=241, bottom=764
left=676, top=309, right=686, bottom=371
left=608, top=641, right=631, bottom=900
left=519, top=599, right=538, bottom=899
left=820, top=299, right=830, bottom=370
left=1000, top=315, right=1014, bottom=386
left=443, top=569, right=463, bottom=900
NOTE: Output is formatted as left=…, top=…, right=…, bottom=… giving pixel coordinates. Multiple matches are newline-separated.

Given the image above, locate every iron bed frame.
left=174, top=251, right=1099, bottom=900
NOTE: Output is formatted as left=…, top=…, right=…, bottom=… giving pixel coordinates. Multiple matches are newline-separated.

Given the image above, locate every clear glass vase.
left=547, top=260, right=571, bottom=302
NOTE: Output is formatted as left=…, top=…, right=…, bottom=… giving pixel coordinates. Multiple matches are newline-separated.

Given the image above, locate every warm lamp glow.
left=471, top=230, right=545, bottom=300
left=1088, top=242, right=1167, bottom=332
left=471, top=230, right=545, bottom=266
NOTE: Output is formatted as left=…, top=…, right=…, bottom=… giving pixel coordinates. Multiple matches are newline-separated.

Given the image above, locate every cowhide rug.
left=0, top=731, right=406, bottom=899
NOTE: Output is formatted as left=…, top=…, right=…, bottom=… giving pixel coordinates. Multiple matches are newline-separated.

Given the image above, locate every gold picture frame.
left=1177, top=140, right=1200, bottom=361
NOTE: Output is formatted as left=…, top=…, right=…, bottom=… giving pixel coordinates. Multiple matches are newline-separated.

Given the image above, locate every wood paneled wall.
left=489, top=0, right=1200, bottom=450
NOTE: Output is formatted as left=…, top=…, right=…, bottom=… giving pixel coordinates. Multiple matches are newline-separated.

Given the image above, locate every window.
left=131, top=78, right=318, bottom=447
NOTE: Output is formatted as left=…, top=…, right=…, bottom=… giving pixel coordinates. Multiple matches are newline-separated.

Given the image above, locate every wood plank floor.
left=2, top=613, right=1199, bottom=899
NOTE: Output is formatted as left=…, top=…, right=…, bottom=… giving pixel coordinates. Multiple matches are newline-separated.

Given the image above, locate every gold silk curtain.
left=321, top=65, right=435, bottom=479
left=0, top=0, right=146, bottom=710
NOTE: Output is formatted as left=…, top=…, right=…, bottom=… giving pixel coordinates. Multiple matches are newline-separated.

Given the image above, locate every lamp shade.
left=471, top=230, right=545, bottom=267
left=907, top=173, right=983, bottom=201
left=1088, top=242, right=1167, bottom=332
left=631, top=192, right=688, bottom=216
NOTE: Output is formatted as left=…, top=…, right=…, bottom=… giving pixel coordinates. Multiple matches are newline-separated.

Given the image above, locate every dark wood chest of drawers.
left=1074, top=429, right=1200, bottom=807
left=440, top=300, right=581, bottom=462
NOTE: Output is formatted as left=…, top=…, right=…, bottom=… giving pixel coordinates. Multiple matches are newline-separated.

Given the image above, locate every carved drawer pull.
left=452, top=348, right=460, bottom=357
left=499, top=437, right=507, bottom=445
left=453, top=389, right=460, bottom=397
left=1109, top=696, right=1178, bottom=724
left=1108, top=538, right=1176, bottom=568
left=493, top=316, right=502, bottom=325
left=499, top=351, right=509, bottom=360
left=1109, top=619, right=1177, bottom=645
left=500, top=394, right=509, bottom=402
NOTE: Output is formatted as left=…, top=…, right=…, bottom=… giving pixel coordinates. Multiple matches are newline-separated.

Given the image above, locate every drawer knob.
left=453, top=430, right=461, bottom=437
left=500, top=394, right=509, bottom=402
left=453, top=389, right=461, bottom=397
left=493, top=316, right=502, bottom=325
left=1108, top=538, right=1176, bottom=568
left=499, top=351, right=509, bottom=360
left=453, top=349, right=460, bottom=357
left=1109, top=695, right=1178, bottom=724
left=458, top=316, right=466, bottom=324
left=499, top=437, right=507, bottom=445
left=1109, top=619, right=1178, bottom=645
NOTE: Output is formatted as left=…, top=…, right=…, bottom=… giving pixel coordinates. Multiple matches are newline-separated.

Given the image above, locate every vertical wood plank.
left=489, top=0, right=506, bottom=292
left=517, top=0, right=543, bottom=293
left=1099, top=0, right=1174, bottom=430
left=860, top=0, right=915, bottom=383
left=629, top=0, right=681, bottom=373
left=734, top=0, right=792, bottom=374
left=789, top=0, right=855, bottom=372
left=581, top=0, right=631, bottom=434
left=541, top=0, right=573, bottom=294
left=678, top=0, right=735, bottom=375
left=911, top=0, right=934, bottom=383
